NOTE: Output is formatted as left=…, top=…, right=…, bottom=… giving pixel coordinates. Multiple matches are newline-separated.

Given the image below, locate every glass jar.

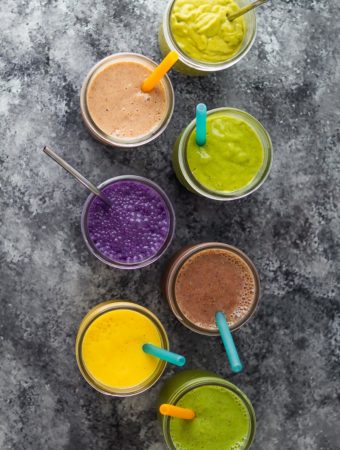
left=172, top=107, right=272, bottom=200
left=81, top=175, right=176, bottom=269
left=159, top=0, right=257, bottom=75
left=157, top=369, right=256, bottom=449
left=163, top=242, right=260, bottom=335
left=80, top=53, right=175, bottom=147
left=76, top=301, right=169, bottom=396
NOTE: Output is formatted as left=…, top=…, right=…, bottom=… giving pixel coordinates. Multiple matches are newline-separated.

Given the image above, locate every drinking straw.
left=228, top=0, right=269, bottom=22
left=43, top=146, right=112, bottom=207
left=195, top=103, right=207, bottom=146
left=215, top=311, right=243, bottom=373
left=142, top=343, right=186, bottom=367
left=159, top=404, right=195, bottom=420
left=141, top=51, right=179, bottom=93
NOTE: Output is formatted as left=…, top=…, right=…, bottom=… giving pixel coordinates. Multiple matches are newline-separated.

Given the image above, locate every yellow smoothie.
left=81, top=309, right=163, bottom=390
left=170, top=0, right=245, bottom=63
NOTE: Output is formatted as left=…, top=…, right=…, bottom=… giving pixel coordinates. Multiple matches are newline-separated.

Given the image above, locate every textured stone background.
left=1, top=0, right=339, bottom=449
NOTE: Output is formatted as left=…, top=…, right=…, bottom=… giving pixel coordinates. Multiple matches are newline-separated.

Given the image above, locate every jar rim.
left=75, top=301, right=169, bottom=396
left=80, top=53, right=175, bottom=148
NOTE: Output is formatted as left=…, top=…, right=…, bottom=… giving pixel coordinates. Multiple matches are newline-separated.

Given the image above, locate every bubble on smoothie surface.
left=86, top=180, right=171, bottom=264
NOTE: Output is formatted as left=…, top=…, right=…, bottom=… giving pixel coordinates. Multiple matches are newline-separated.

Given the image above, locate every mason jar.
left=172, top=107, right=272, bottom=200
left=163, top=242, right=260, bottom=335
left=80, top=53, right=175, bottom=147
left=76, top=301, right=170, bottom=396
left=157, top=369, right=256, bottom=449
left=159, top=0, right=257, bottom=75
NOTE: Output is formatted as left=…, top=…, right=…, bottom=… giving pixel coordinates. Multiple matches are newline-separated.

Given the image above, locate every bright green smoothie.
left=170, top=0, right=245, bottom=63
left=186, top=112, right=264, bottom=193
left=170, top=384, right=250, bottom=450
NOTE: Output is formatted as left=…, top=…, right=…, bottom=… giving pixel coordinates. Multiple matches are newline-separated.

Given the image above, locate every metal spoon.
left=228, top=0, right=269, bottom=22
left=43, top=146, right=112, bottom=207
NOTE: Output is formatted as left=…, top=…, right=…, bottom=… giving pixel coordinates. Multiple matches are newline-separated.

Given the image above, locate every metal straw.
left=43, top=146, right=112, bottom=207
left=228, top=0, right=269, bottom=22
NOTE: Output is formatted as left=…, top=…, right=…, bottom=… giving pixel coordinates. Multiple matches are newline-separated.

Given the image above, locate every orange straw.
left=141, top=51, right=179, bottom=92
left=159, top=404, right=195, bottom=420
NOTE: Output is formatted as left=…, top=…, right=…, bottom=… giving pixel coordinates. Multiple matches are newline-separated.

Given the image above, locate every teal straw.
left=142, top=343, right=186, bottom=367
left=215, top=311, right=243, bottom=373
left=195, top=103, right=207, bottom=146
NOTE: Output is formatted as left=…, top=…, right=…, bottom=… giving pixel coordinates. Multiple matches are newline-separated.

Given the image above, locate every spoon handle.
left=228, top=0, right=268, bottom=21
left=43, top=146, right=111, bottom=206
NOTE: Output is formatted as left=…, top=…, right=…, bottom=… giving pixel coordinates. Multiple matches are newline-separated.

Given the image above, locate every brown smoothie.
left=174, top=248, right=257, bottom=331
left=86, top=61, right=167, bottom=140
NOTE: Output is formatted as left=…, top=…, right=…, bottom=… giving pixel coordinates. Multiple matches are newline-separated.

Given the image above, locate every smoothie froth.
left=86, top=61, right=167, bottom=140
left=174, top=248, right=257, bottom=330
left=85, top=179, right=171, bottom=265
left=170, top=384, right=251, bottom=450
left=81, top=308, right=162, bottom=390
left=186, top=112, right=264, bottom=194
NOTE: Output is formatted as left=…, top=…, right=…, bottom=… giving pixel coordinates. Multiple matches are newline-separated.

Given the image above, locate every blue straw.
left=215, top=311, right=243, bottom=373
left=142, top=343, right=186, bottom=367
left=195, top=103, right=207, bottom=146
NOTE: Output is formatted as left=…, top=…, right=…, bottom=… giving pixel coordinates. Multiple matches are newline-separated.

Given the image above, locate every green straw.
left=142, top=343, right=186, bottom=367
left=215, top=311, right=243, bottom=373
left=196, top=103, right=207, bottom=146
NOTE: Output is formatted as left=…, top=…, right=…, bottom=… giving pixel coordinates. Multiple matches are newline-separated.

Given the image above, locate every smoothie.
left=82, top=177, right=174, bottom=268
left=86, top=60, right=167, bottom=139
left=170, top=385, right=251, bottom=450
left=186, top=112, right=264, bottom=193
left=165, top=243, right=259, bottom=333
left=81, top=309, right=162, bottom=390
left=170, top=0, right=245, bottom=63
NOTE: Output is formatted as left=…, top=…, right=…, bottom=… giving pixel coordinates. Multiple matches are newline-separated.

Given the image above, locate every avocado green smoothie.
left=170, top=0, right=245, bottom=63
left=186, top=112, right=264, bottom=193
left=170, top=384, right=251, bottom=450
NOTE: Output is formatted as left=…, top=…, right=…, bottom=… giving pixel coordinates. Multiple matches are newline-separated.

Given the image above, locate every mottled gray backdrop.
left=1, top=0, right=339, bottom=449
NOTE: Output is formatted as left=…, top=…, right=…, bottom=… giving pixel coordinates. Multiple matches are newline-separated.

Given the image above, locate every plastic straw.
left=215, top=311, right=243, bottom=373
left=141, top=51, right=179, bottom=92
left=159, top=404, right=195, bottom=420
left=195, top=103, right=207, bottom=146
left=142, top=343, right=186, bottom=367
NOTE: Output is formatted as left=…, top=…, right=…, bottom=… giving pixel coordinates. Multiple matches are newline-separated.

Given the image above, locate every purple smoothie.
left=85, top=179, right=171, bottom=265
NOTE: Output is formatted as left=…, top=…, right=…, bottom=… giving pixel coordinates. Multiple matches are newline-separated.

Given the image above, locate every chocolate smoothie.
left=86, top=60, right=167, bottom=140
left=174, top=247, right=258, bottom=331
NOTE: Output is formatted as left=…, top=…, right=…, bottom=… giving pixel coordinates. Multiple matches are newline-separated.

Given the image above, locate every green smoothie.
left=170, top=0, right=245, bottom=63
left=186, top=112, right=264, bottom=193
left=170, top=384, right=251, bottom=450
